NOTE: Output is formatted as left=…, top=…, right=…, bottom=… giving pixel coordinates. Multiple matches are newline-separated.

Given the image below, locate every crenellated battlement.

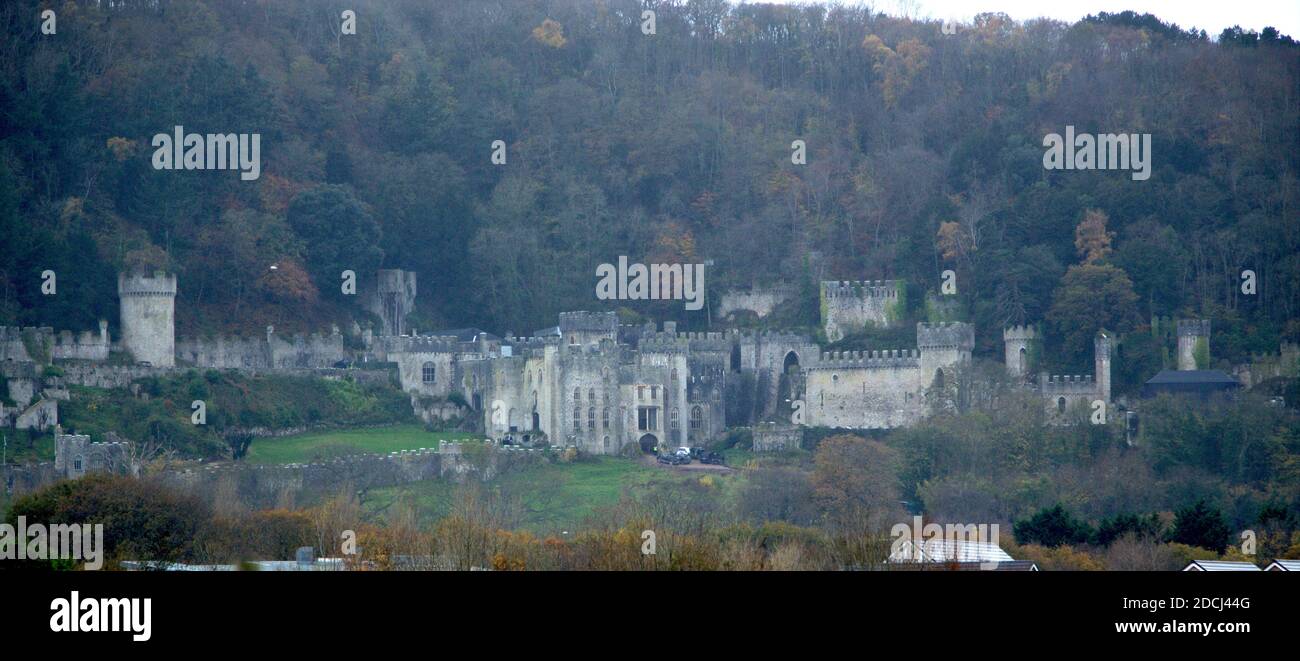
left=1003, top=324, right=1039, bottom=341
left=558, top=311, right=619, bottom=333
left=917, top=321, right=975, bottom=350
left=1177, top=319, right=1211, bottom=337
left=820, top=280, right=899, bottom=298
left=809, top=349, right=921, bottom=370
left=1038, top=373, right=1098, bottom=394
left=117, top=271, right=177, bottom=297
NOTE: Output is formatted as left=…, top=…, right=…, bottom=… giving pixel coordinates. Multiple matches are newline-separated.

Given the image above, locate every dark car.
left=699, top=451, right=725, bottom=465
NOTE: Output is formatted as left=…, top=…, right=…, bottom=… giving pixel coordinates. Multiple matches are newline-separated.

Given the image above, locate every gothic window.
left=690, top=406, right=703, bottom=431
left=588, top=388, right=596, bottom=403
left=671, top=368, right=678, bottom=384
left=588, top=407, right=596, bottom=431
left=574, top=387, right=581, bottom=403
left=670, top=407, right=679, bottom=430
left=603, top=436, right=610, bottom=452
left=933, top=369, right=945, bottom=389
left=712, top=388, right=720, bottom=401
left=422, top=362, right=436, bottom=384
left=1057, top=397, right=1066, bottom=413
left=602, top=407, right=611, bottom=430
left=574, top=407, right=581, bottom=431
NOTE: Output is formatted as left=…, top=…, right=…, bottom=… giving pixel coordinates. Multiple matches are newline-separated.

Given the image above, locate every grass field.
left=245, top=424, right=476, bottom=464
left=366, top=456, right=747, bottom=535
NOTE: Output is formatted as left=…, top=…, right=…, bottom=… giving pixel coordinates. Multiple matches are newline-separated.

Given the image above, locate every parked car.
left=699, top=451, right=725, bottom=465
left=657, top=453, right=688, bottom=466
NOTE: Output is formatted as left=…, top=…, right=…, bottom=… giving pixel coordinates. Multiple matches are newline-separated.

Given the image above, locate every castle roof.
left=1145, top=369, right=1238, bottom=385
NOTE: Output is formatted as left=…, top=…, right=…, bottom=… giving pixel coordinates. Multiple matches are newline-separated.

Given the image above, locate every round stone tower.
left=1176, top=319, right=1210, bottom=371
left=118, top=271, right=176, bottom=367
left=1002, top=325, right=1040, bottom=379
left=1094, top=330, right=1112, bottom=403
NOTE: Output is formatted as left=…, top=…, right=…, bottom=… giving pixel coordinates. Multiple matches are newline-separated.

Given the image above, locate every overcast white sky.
left=742, top=0, right=1300, bottom=39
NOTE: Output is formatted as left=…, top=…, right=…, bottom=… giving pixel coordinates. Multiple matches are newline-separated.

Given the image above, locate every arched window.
left=1057, top=397, right=1066, bottom=413
left=670, top=407, right=679, bottom=430
left=933, top=369, right=945, bottom=389
left=587, top=407, right=596, bottom=431
left=670, top=368, right=678, bottom=384
left=573, top=407, right=581, bottom=431
left=690, top=406, right=703, bottom=431
left=588, top=388, right=596, bottom=403
left=422, top=362, right=436, bottom=383
left=602, top=407, right=610, bottom=430
left=574, top=387, right=581, bottom=403
left=1019, top=347, right=1027, bottom=364
left=603, top=436, right=611, bottom=452
left=712, top=388, right=720, bottom=401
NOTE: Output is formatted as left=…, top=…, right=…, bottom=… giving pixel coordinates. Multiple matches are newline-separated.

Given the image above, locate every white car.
left=674, top=447, right=692, bottom=458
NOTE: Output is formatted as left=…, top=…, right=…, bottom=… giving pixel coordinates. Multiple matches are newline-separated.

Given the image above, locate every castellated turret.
left=1095, top=330, right=1112, bottom=403
left=1177, top=319, right=1210, bottom=370
left=1003, top=325, right=1040, bottom=379
left=118, top=271, right=176, bottom=367
left=917, top=321, right=974, bottom=385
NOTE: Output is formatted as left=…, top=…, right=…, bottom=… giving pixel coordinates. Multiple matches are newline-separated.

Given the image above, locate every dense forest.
left=2, top=0, right=1297, bottom=376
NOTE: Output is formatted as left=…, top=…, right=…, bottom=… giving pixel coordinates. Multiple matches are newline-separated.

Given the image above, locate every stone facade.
left=365, top=269, right=418, bottom=337
left=804, top=322, right=972, bottom=429
left=1177, top=319, right=1211, bottom=370
left=717, top=285, right=796, bottom=319
left=820, top=280, right=902, bottom=342
left=54, top=427, right=129, bottom=479
left=1036, top=332, right=1112, bottom=422
left=118, top=271, right=177, bottom=367
left=753, top=422, right=801, bottom=452
left=1003, top=325, right=1039, bottom=379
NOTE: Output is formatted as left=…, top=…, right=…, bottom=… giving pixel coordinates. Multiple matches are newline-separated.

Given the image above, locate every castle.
left=4, top=269, right=1274, bottom=453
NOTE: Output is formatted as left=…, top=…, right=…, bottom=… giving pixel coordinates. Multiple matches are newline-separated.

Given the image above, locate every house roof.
left=1146, top=369, right=1239, bottom=385
left=889, top=539, right=1015, bottom=564
left=1266, top=559, right=1300, bottom=571
left=1182, top=560, right=1261, bottom=571
left=897, top=560, right=1039, bottom=571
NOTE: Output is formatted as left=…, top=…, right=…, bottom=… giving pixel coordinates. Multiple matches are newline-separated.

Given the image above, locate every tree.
left=1169, top=499, right=1232, bottom=554
left=1074, top=209, right=1114, bottom=265
left=811, top=434, right=904, bottom=532
left=1047, top=263, right=1141, bottom=363
left=1013, top=504, right=1094, bottom=547
left=285, top=185, right=382, bottom=301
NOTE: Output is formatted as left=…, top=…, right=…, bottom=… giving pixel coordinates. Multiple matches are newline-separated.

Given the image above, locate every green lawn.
left=245, top=424, right=476, bottom=464
left=367, top=456, right=746, bottom=535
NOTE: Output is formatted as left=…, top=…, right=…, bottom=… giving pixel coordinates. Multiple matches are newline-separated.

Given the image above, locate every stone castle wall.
left=820, top=280, right=900, bottom=342
left=717, top=286, right=796, bottom=319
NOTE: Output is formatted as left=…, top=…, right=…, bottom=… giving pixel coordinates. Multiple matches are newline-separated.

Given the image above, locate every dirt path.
left=639, top=453, right=735, bottom=473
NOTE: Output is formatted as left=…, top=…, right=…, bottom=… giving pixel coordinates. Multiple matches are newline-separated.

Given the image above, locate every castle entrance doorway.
left=639, top=434, right=658, bottom=454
